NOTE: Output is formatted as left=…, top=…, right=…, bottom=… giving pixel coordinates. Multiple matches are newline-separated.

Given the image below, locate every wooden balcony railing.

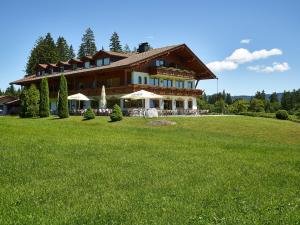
left=150, top=66, right=196, bottom=80
left=51, top=84, right=202, bottom=98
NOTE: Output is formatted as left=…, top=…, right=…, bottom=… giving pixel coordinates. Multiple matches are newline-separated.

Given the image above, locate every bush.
left=296, top=111, right=300, bottom=119
left=25, top=84, right=40, bottom=118
left=83, top=108, right=95, bottom=120
left=249, top=98, right=265, bottom=112
left=110, top=104, right=123, bottom=122
left=276, top=110, right=289, bottom=120
left=39, top=78, right=50, bottom=117
left=57, top=75, right=69, bottom=118
left=214, top=99, right=226, bottom=114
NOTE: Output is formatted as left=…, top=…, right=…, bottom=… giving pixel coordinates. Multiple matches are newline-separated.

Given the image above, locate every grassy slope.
left=0, top=116, right=299, bottom=225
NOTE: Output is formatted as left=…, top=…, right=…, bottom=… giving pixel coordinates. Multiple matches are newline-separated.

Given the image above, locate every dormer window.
left=49, top=68, right=53, bottom=74
left=96, top=59, right=103, bottom=67
left=36, top=71, right=40, bottom=76
left=103, top=58, right=110, bottom=65
left=155, top=59, right=165, bottom=67
left=84, top=61, right=90, bottom=69
left=72, top=64, right=77, bottom=70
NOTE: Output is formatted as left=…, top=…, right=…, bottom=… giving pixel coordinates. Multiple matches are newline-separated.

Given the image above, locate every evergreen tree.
left=26, top=33, right=58, bottom=75
left=26, top=84, right=40, bottom=117
left=225, top=93, right=233, bottom=104
left=19, top=87, right=28, bottom=118
left=68, top=45, right=75, bottom=59
left=269, top=92, right=279, bottom=103
left=249, top=98, right=265, bottom=112
left=123, top=44, right=131, bottom=53
left=39, top=78, right=50, bottom=117
left=109, top=32, right=122, bottom=52
left=254, top=90, right=266, bottom=100
left=0, top=89, right=3, bottom=96
left=57, top=75, right=69, bottom=118
left=5, top=84, right=16, bottom=96
left=77, top=28, right=97, bottom=58
left=56, top=36, right=70, bottom=61
left=110, top=104, right=123, bottom=122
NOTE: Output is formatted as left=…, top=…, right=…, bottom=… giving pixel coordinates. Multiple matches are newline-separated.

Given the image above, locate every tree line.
left=198, top=89, right=300, bottom=115
left=25, top=28, right=150, bottom=75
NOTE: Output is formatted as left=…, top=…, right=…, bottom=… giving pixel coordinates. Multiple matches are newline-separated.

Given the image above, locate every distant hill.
left=232, top=93, right=283, bottom=101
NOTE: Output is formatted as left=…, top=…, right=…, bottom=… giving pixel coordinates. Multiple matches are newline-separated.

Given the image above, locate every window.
left=163, top=79, right=172, bottom=87
left=188, top=101, right=193, bottom=109
left=144, top=77, right=147, bottom=84
left=149, top=78, right=159, bottom=86
left=138, top=76, right=142, bottom=84
left=106, top=77, right=120, bottom=87
left=187, top=81, right=193, bottom=89
left=60, top=67, right=64, bottom=72
left=103, top=58, right=110, bottom=65
left=96, top=59, right=103, bottom=67
left=155, top=59, right=165, bottom=67
left=84, top=61, right=90, bottom=69
left=176, top=81, right=184, bottom=88
left=72, top=64, right=77, bottom=70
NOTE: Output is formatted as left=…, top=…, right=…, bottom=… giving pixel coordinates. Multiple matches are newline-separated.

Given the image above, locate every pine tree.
left=77, top=28, right=97, bottom=58
left=269, top=92, right=279, bottom=103
left=57, top=75, right=69, bottom=118
left=26, top=84, right=40, bottom=117
left=225, top=93, right=233, bottom=104
left=39, top=78, right=50, bottom=117
left=123, top=44, right=131, bottom=53
left=68, top=45, right=75, bottom=59
left=56, top=36, right=70, bottom=61
left=26, top=33, right=58, bottom=75
left=19, top=87, right=28, bottom=118
left=109, top=32, right=122, bottom=52
left=5, top=84, right=16, bottom=96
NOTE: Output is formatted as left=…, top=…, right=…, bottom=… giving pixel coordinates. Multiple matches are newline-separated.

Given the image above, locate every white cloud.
left=226, top=48, right=282, bottom=64
left=247, top=62, right=290, bottom=73
left=207, top=60, right=238, bottom=73
left=207, top=48, right=283, bottom=72
left=240, top=39, right=251, bottom=44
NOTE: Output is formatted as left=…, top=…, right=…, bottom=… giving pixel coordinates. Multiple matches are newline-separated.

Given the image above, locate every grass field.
left=0, top=116, right=300, bottom=224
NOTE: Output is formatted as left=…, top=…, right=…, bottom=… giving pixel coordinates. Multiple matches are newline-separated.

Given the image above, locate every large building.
left=11, top=43, right=216, bottom=113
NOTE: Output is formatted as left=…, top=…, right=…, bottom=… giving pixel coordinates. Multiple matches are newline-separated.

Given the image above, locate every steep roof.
left=11, top=44, right=216, bottom=85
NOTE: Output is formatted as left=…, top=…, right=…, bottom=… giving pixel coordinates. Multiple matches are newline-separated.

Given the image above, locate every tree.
left=78, top=28, right=97, bottom=58
left=225, top=93, right=233, bottom=105
left=254, top=90, right=266, bottom=100
left=68, top=45, right=75, bottom=59
left=269, top=92, right=279, bottom=103
left=109, top=32, right=122, bottom=52
left=249, top=98, right=265, bottom=112
left=123, top=44, right=131, bottom=53
left=57, top=75, right=69, bottom=118
left=214, top=99, right=226, bottom=113
left=26, top=33, right=58, bottom=75
left=39, top=78, right=50, bottom=117
left=110, top=104, right=123, bottom=121
left=26, top=84, right=40, bottom=117
left=231, top=99, right=249, bottom=113
left=5, top=84, right=17, bottom=96
left=56, top=36, right=71, bottom=61
left=19, top=87, right=28, bottom=118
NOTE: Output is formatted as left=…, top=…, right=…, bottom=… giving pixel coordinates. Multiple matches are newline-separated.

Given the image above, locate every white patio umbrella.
left=121, top=90, right=163, bottom=109
left=99, top=85, right=107, bottom=109
left=68, top=93, right=90, bottom=110
left=120, top=90, right=163, bottom=100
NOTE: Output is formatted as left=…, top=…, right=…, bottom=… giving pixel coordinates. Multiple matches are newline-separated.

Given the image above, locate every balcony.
left=51, top=84, right=202, bottom=98
left=150, top=66, right=196, bottom=80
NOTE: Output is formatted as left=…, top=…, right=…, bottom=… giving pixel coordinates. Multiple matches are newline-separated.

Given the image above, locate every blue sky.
left=0, top=0, right=299, bottom=95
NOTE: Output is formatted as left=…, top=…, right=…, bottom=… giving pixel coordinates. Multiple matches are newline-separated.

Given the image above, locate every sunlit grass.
left=0, top=116, right=299, bottom=224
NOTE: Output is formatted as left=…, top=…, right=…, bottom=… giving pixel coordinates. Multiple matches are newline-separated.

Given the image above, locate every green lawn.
left=0, top=116, right=300, bottom=224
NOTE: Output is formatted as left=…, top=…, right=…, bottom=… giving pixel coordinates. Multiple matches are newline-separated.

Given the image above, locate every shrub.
left=19, top=87, right=28, bottom=118
left=57, top=75, right=69, bottom=118
left=110, top=104, right=123, bottom=122
left=296, top=111, right=300, bottom=119
left=230, top=99, right=249, bottom=113
left=249, top=98, right=265, bottom=112
left=26, top=84, right=40, bottom=118
left=276, top=110, right=289, bottom=120
left=83, top=108, right=95, bottom=120
left=39, top=78, right=50, bottom=117
left=214, top=99, right=226, bottom=113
